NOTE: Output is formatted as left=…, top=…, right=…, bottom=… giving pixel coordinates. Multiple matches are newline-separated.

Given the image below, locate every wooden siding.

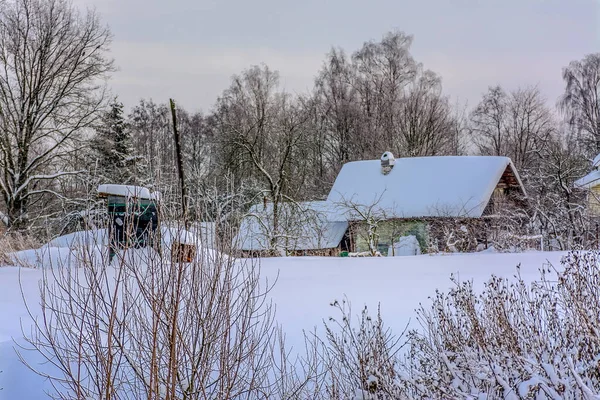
left=588, top=185, right=600, bottom=217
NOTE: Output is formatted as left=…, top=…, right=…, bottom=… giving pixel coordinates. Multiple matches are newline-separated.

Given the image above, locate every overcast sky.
left=77, top=0, right=599, bottom=113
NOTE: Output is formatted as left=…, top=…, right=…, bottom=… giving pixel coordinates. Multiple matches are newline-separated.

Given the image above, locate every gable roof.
left=574, top=169, right=600, bottom=189
left=234, top=201, right=348, bottom=252
left=326, top=156, right=525, bottom=219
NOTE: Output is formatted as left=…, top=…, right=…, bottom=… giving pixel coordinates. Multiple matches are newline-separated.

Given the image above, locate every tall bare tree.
left=470, top=86, right=554, bottom=173
left=470, top=86, right=509, bottom=158
left=314, top=49, right=360, bottom=169
left=0, top=0, right=113, bottom=230
left=395, top=69, right=456, bottom=157
left=560, top=53, right=600, bottom=155
left=214, top=65, right=312, bottom=253
left=128, top=99, right=174, bottom=185
left=352, top=31, right=418, bottom=157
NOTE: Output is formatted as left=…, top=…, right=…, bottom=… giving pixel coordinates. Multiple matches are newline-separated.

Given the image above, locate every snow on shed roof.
left=97, top=184, right=159, bottom=200
left=327, top=156, right=525, bottom=219
left=234, top=201, right=348, bottom=252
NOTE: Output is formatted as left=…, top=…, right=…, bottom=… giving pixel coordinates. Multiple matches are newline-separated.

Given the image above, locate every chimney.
left=381, top=151, right=395, bottom=175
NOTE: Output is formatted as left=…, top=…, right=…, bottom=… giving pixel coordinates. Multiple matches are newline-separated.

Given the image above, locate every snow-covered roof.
left=97, top=184, right=159, bottom=200
left=327, top=156, right=525, bottom=219
left=234, top=201, right=348, bottom=251
left=573, top=153, right=600, bottom=189
left=574, top=170, right=600, bottom=189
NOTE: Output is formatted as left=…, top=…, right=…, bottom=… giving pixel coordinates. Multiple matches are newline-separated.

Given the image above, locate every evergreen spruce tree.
left=91, top=100, right=141, bottom=185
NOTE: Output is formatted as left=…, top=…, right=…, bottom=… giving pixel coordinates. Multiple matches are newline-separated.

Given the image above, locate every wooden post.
left=170, top=99, right=188, bottom=225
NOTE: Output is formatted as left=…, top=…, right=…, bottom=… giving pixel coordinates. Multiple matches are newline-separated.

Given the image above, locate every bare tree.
left=560, top=53, right=600, bottom=155
left=314, top=48, right=360, bottom=168
left=395, top=69, right=456, bottom=157
left=335, top=193, right=387, bottom=256
left=311, top=30, right=457, bottom=177
left=506, top=87, right=555, bottom=171
left=470, top=86, right=554, bottom=173
left=20, top=199, right=308, bottom=399
left=470, top=86, right=510, bottom=158
left=214, top=65, right=312, bottom=252
left=128, top=100, right=174, bottom=185
left=0, top=0, right=113, bottom=230
left=352, top=30, right=418, bottom=154
left=528, top=132, right=590, bottom=250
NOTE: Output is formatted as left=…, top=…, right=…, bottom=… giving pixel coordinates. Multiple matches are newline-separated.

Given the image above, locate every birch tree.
left=0, top=0, right=113, bottom=230
left=470, top=86, right=554, bottom=173
left=560, top=53, right=600, bottom=155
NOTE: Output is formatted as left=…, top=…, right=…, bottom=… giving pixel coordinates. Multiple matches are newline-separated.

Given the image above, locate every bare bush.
left=18, top=204, right=304, bottom=399
left=301, top=298, right=409, bottom=400
left=0, top=233, right=41, bottom=266
left=407, top=251, right=600, bottom=399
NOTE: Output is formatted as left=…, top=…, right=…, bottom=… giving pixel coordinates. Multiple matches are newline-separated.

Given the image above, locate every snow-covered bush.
left=302, top=298, right=410, bottom=399
left=407, top=251, right=600, bottom=398
left=297, top=251, right=600, bottom=399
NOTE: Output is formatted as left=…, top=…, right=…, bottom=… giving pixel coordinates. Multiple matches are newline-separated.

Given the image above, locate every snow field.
left=0, top=230, right=567, bottom=398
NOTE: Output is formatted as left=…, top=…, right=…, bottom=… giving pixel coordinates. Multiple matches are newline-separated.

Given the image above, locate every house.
left=574, top=153, right=600, bottom=217
left=234, top=154, right=528, bottom=256
left=327, top=155, right=528, bottom=253
left=234, top=201, right=351, bottom=256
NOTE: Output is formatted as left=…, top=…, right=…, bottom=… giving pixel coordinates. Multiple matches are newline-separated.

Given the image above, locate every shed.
left=97, top=184, right=160, bottom=260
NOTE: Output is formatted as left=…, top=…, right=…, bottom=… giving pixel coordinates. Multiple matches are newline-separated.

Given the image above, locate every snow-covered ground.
left=0, top=233, right=567, bottom=399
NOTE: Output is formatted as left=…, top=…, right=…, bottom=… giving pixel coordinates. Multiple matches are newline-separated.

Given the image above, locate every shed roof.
left=326, top=156, right=525, bottom=219
left=97, top=184, right=159, bottom=200
left=234, top=201, right=348, bottom=252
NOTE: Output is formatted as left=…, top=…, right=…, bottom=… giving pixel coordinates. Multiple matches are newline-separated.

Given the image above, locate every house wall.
left=351, top=215, right=535, bottom=254
left=239, top=246, right=342, bottom=258
left=588, top=185, right=600, bottom=217
left=483, top=186, right=527, bottom=217
left=352, top=220, right=428, bottom=255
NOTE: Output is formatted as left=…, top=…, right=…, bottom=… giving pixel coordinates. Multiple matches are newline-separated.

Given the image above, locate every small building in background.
left=234, top=154, right=530, bottom=256
left=327, top=155, right=528, bottom=254
left=574, top=153, right=600, bottom=217
left=97, top=184, right=160, bottom=260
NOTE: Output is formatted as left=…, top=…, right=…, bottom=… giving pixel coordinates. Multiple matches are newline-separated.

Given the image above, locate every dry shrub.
left=407, top=251, right=600, bottom=399
left=300, top=298, right=410, bottom=400
left=19, top=218, right=310, bottom=399
left=299, top=251, right=600, bottom=399
left=0, top=233, right=41, bottom=267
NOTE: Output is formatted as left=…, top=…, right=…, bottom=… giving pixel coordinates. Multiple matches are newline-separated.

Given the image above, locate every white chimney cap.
left=381, top=151, right=395, bottom=163
left=380, top=151, right=396, bottom=175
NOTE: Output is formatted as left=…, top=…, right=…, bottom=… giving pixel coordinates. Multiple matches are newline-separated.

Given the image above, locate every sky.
left=76, top=0, right=599, bottom=114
